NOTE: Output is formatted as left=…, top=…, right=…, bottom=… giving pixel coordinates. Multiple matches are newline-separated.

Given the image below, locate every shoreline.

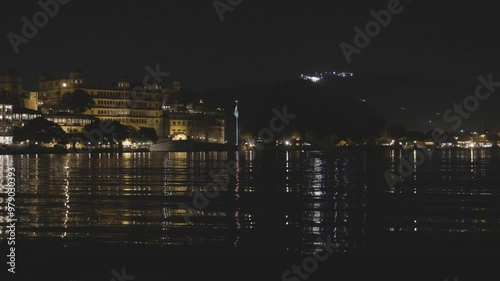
left=0, top=147, right=150, bottom=155
left=0, top=145, right=498, bottom=155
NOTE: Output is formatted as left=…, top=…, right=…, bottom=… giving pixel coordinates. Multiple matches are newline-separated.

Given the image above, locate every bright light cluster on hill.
left=300, top=71, right=354, bottom=82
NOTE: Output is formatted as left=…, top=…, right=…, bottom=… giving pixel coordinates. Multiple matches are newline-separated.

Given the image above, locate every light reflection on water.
left=382, top=148, right=500, bottom=236
left=0, top=148, right=499, bottom=254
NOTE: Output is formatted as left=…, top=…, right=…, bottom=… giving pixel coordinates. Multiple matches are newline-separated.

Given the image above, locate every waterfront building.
left=38, top=70, right=165, bottom=136
left=44, top=112, right=95, bottom=134
left=12, top=108, right=42, bottom=128
left=163, top=99, right=226, bottom=144
left=22, top=92, right=40, bottom=111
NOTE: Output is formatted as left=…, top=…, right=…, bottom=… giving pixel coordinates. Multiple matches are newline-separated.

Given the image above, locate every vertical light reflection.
left=234, top=152, right=241, bottom=248
left=388, top=149, right=396, bottom=194
left=471, top=148, right=475, bottom=173
left=413, top=149, right=417, bottom=181
left=34, top=154, right=39, bottom=188
left=389, top=149, right=395, bottom=172
left=310, top=157, right=325, bottom=198
left=162, top=154, right=173, bottom=196
left=285, top=151, right=291, bottom=193
left=235, top=152, right=240, bottom=199
left=302, top=153, right=367, bottom=254
left=62, top=158, right=70, bottom=239
left=0, top=155, right=14, bottom=238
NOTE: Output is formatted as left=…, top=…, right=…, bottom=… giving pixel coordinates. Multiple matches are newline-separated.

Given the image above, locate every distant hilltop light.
left=300, top=75, right=322, bottom=82
left=300, top=71, right=354, bottom=82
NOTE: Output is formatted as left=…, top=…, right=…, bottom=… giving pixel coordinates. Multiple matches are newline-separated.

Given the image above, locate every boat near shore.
left=150, top=139, right=236, bottom=152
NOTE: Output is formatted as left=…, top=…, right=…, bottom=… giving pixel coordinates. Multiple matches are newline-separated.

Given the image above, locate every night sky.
left=1, top=0, right=500, bottom=93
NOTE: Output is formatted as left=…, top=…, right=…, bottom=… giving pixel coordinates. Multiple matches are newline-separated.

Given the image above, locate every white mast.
left=234, top=100, right=239, bottom=146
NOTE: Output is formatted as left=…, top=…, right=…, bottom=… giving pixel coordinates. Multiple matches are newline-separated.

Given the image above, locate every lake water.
left=1, top=148, right=499, bottom=280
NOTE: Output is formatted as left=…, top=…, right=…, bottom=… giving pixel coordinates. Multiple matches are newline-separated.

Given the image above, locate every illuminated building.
left=155, top=80, right=227, bottom=144
left=85, top=80, right=164, bottom=136
left=12, top=108, right=42, bottom=128
left=163, top=100, right=226, bottom=144
left=30, top=70, right=226, bottom=144
left=38, top=70, right=85, bottom=107
left=44, top=113, right=95, bottom=133
left=37, top=70, right=165, bottom=136
left=0, top=103, right=14, bottom=144
left=22, top=92, right=39, bottom=111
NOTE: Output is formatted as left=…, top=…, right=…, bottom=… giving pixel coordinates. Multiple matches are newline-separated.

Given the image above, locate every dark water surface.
left=1, top=148, right=499, bottom=280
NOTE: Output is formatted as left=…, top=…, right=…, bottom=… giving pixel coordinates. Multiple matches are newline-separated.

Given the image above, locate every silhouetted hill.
left=191, top=73, right=500, bottom=140
left=318, top=73, right=498, bottom=132
left=195, top=78, right=378, bottom=140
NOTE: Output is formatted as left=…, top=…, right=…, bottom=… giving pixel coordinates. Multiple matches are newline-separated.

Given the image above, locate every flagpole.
left=235, top=100, right=239, bottom=146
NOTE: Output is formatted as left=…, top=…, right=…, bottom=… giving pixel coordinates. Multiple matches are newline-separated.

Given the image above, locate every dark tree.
left=12, top=127, right=26, bottom=142
left=318, top=133, right=339, bottom=148
left=303, top=130, right=317, bottom=143
left=407, top=130, right=426, bottom=142
left=388, top=124, right=407, bottom=140
left=239, top=129, right=255, bottom=144
left=23, top=118, right=68, bottom=144
left=362, top=118, right=388, bottom=144
left=68, top=133, right=84, bottom=149
left=110, top=121, right=133, bottom=148
left=82, top=120, right=131, bottom=149
left=60, top=90, right=95, bottom=114
left=82, top=119, right=114, bottom=146
left=133, top=127, right=159, bottom=143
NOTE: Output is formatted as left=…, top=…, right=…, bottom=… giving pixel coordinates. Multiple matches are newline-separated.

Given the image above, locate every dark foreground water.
left=1, top=148, right=500, bottom=280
